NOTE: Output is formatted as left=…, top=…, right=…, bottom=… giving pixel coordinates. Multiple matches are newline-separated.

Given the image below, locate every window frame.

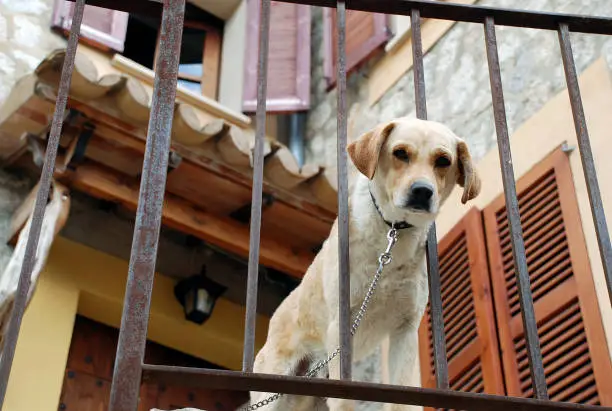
left=153, top=20, right=223, bottom=100
left=51, top=0, right=129, bottom=52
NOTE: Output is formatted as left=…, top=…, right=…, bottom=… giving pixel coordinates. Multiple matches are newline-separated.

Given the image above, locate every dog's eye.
left=393, top=149, right=410, bottom=162
left=435, top=156, right=451, bottom=168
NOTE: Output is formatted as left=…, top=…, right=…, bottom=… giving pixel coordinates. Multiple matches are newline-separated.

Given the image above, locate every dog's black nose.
left=407, top=181, right=434, bottom=210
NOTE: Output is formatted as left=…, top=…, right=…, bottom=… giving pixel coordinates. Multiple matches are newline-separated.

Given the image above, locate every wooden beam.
left=8, top=181, right=71, bottom=246
left=55, top=161, right=313, bottom=278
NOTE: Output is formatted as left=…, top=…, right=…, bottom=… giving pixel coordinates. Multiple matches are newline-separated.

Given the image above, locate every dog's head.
left=347, top=117, right=481, bottom=228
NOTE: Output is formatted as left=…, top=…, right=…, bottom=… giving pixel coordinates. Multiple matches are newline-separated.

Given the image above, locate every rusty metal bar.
left=142, top=365, right=612, bottom=411
left=276, top=0, right=612, bottom=35
left=242, top=0, right=271, bottom=373
left=484, top=17, right=548, bottom=400
left=558, top=23, right=612, bottom=305
left=336, top=0, right=352, bottom=381
left=410, top=8, right=449, bottom=390
left=108, top=0, right=185, bottom=410
left=0, top=1, right=86, bottom=406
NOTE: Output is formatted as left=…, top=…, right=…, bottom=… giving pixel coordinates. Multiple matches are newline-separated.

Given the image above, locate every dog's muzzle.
left=405, top=181, right=434, bottom=211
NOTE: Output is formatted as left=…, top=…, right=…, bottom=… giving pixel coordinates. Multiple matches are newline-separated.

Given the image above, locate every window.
left=51, top=0, right=129, bottom=52
left=323, top=9, right=390, bottom=89
left=242, top=0, right=311, bottom=113
left=51, top=0, right=223, bottom=100
left=419, top=147, right=612, bottom=406
left=385, top=15, right=411, bottom=53
left=153, top=21, right=222, bottom=99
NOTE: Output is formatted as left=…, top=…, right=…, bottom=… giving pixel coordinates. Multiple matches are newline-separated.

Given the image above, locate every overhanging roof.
left=0, top=47, right=338, bottom=278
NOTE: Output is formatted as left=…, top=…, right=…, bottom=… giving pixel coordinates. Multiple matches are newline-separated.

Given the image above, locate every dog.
left=250, top=117, right=481, bottom=410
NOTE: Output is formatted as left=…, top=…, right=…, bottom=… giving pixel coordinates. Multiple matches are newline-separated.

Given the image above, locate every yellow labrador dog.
left=250, top=117, right=481, bottom=410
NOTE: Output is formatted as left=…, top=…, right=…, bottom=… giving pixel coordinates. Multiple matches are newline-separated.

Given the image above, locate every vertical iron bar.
left=242, top=0, right=271, bottom=373
left=558, top=23, right=612, bottom=305
left=410, top=8, right=449, bottom=390
left=0, top=1, right=86, bottom=406
left=108, top=1, right=185, bottom=410
left=484, top=17, right=548, bottom=400
left=336, top=0, right=352, bottom=380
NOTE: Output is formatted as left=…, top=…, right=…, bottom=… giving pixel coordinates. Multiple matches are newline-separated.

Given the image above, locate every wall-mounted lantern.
left=173, top=267, right=227, bottom=325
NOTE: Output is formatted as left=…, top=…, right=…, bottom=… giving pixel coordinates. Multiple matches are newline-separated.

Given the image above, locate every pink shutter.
left=243, top=0, right=311, bottom=113
left=323, top=9, right=389, bottom=88
left=51, top=0, right=129, bottom=52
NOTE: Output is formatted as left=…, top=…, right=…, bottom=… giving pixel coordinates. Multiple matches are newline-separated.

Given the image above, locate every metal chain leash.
left=242, top=227, right=400, bottom=411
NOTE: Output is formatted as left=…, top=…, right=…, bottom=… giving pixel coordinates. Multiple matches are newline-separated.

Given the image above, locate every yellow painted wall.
left=435, top=57, right=612, bottom=360
left=3, top=237, right=270, bottom=411
left=3, top=270, right=79, bottom=411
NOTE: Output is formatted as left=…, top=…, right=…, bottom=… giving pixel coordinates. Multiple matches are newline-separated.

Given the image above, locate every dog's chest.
left=348, top=234, right=428, bottom=329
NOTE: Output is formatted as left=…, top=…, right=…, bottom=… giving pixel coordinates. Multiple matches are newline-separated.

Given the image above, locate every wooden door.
left=483, top=146, right=612, bottom=405
left=418, top=208, right=504, bottom=410
left=59, top=316, right=248, bottom=411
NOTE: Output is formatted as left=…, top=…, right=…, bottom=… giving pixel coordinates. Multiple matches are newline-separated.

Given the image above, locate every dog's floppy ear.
left=456, top=138, right=481, bottom=204
left=347, top=122, right=395, bottom=180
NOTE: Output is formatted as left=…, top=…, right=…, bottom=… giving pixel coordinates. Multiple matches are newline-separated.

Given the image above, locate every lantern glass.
left=174, top=270, right=226, bottom=325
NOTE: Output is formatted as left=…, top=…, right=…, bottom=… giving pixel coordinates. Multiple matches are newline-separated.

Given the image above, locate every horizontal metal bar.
left=142, top=365, right=611, bottom=410
left=64, top=0, right=162, bottom=17
left=276, top=0, right=612, bottom=35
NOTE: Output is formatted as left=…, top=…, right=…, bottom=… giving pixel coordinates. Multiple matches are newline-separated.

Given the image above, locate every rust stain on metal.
left=484, top=16, right=548, bottom=400
left=108, top=0, right=186, bottom=410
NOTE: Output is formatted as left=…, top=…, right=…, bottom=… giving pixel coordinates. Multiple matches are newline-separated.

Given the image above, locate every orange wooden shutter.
left=51, top=0, right=129, bottom=52
left=243, top=0, right=311, bottom=113
left=323, top=9, right=389, bottom=88
left=483, top=146, right=612, bottom=405
left=418, top=208, right=504, bottom=410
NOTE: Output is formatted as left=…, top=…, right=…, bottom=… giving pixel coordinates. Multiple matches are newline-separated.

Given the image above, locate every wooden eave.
left=0, top=48, right=338, bottom=279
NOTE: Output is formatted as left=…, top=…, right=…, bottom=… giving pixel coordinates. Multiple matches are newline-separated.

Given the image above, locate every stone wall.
left=0, top=0, right=67, bottom=330
left=0, top=0, right=65, bottom=104
left=0, top=169, right=35, bottom=273
left=306, top=0, right=612, bottom=168
left=305, top=1, right=612, bottom=408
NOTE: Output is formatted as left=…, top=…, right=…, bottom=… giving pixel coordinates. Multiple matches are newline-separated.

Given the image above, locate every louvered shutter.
left=323, top=9, right=389, bottom=88
left=483, top=147, right=612, bottom=405
left=242, top=0, right=311, bottom=113
left=51, top=0, right=129, bottom=52
left=418, top=208, right=504, bottom=410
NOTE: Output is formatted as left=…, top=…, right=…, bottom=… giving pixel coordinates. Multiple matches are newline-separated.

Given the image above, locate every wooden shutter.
left=51, top=0, right=129, bottom=52
left=242, top=0, right=311, bottom=113
left=418, top=208, right=504, bottom=410
left=323, top=9, right=389, bottom=88
left=483, top=146, right=612, bottom=405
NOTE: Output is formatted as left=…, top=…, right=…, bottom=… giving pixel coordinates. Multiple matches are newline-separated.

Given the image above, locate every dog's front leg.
left=325, top=321, right=356, bottom=411
left=384, top=326, right=422, bottom=411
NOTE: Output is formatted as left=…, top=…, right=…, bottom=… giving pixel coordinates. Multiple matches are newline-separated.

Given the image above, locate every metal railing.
left=1, top=0, right=612, bottom=410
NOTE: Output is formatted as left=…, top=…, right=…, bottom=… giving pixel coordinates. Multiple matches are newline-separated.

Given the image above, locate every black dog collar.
left=369, top=190, right=413, bottom=230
